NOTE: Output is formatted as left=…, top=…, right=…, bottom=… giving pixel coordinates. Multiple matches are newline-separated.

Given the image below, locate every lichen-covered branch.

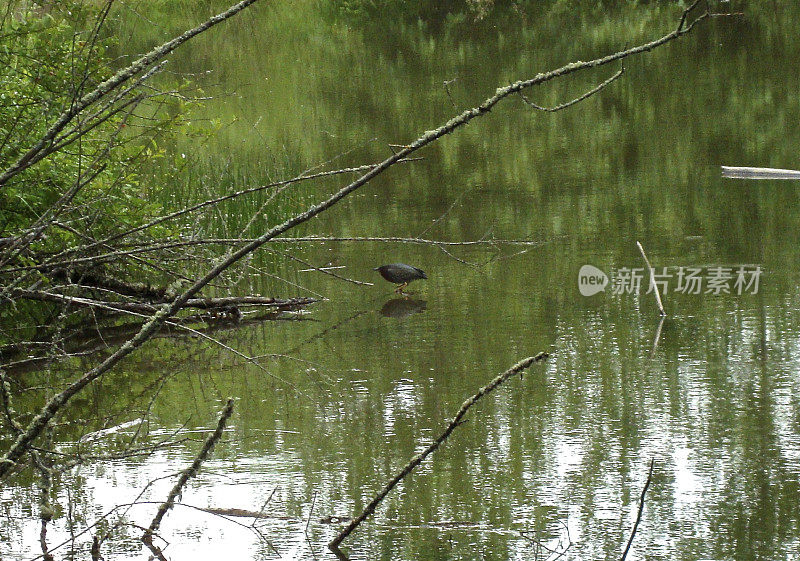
left=329, top=353, right=549, bottom=551
left=142, top=398, right=235, bottom=543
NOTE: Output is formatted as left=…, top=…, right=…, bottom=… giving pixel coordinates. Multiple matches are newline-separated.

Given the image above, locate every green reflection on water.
left=5, top=2, right=800, bottom=560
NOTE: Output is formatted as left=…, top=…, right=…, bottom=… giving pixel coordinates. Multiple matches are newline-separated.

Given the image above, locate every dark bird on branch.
left=374, top=263, right=427, bottom=294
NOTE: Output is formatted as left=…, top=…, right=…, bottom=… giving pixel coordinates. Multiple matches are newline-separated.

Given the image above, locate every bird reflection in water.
left=380, top=298, right=427, bottom=319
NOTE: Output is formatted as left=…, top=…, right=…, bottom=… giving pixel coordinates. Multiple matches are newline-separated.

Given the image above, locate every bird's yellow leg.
left=395, top=282, right=408, bottom=294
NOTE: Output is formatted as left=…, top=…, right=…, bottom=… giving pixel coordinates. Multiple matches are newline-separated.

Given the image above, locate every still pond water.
left=4, top=2, right=800, bottom=560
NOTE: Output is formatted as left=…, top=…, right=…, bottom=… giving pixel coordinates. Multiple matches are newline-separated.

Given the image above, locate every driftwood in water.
left=721, top=166, right=800, bottom=180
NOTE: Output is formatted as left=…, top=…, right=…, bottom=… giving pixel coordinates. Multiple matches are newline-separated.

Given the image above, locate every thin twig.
left=260, top=235, right=544, bottom=246
left=266, top=248, right=373, bottom=287
left=305, top=491, right=317, bottom=534
left=519, top=63, right=624, bottom=112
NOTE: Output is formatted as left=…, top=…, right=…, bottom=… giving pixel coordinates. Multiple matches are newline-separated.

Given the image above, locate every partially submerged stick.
left=636, top=241, right=666, bottom=316
left=650, top=315, right=666, bottom=358
left=142, top=398, right=234, bottom=543
left=328, top=353, right=549, bottom=552
left=620, top=459, right=654, bottom=561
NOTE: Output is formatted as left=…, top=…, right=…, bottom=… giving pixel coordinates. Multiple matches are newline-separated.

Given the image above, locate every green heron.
left=374, top=263, right=427, bottom=294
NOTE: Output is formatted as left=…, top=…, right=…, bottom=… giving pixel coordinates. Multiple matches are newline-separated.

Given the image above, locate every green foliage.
left=0, top=2, right=196, bottom=253
left=322, top=0, right=652, bottom=26
left=322, top=0, right=753, bottom=29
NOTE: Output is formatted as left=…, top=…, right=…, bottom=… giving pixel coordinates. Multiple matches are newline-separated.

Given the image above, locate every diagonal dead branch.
left=328, top=353, right=549, bottom=551
left=620, top=459, right=655, bottom=561
left=142, top=398, right=235, bottom=543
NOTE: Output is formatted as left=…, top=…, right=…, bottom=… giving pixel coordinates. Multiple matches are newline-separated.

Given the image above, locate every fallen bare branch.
left=142, top=398, right=235, bottom=543
left=721, top=166, right=800, bottom=180
left=329, top=353, right=549, bottom=551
